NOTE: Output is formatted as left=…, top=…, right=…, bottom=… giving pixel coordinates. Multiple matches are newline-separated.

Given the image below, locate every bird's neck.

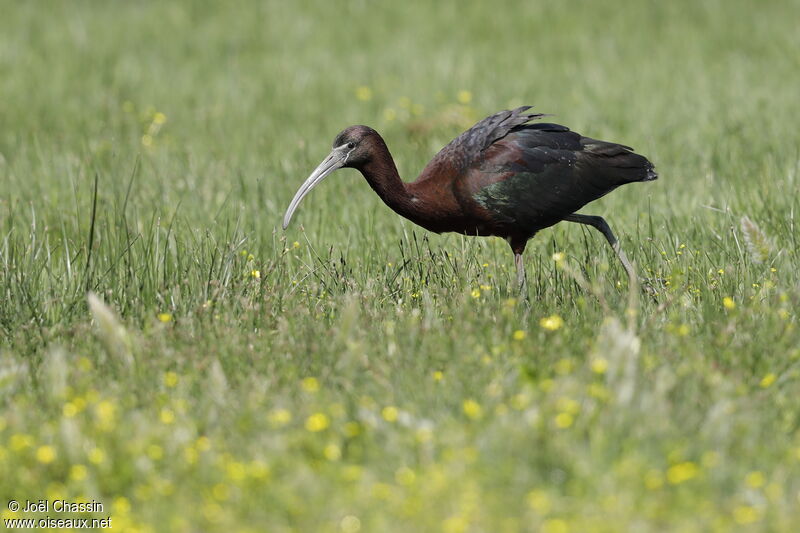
left=357, top=143, right=420, bottom=222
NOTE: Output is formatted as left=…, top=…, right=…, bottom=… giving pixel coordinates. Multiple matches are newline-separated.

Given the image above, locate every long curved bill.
left=282, top=149, right=347, bottom=230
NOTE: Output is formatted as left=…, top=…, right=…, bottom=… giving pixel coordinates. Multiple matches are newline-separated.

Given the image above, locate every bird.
left=283, top=106, right=657, bottom=293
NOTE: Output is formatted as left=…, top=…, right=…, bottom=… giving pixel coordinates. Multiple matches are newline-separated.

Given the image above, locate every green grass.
left=2, top=0, right=800, bottom=531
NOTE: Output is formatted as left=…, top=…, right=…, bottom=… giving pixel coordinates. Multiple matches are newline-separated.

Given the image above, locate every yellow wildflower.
left=36, top=445, right=57, bottom=464
left=722, top=297, right=736, bottom=310
left=587, top=383, right=610, bottom=401
left=212, top=483, right=229, bottom=501
left=268, top=408, right=292, bottom=427
left=415, top=427, right=433, bottom=443
left=153, top=112, right=167, bottom=125
left=226, top=460, right=247, bottom=481
left=10, top=434, right=33, bottom=451
left=471, top=288, right=481, bottom=298
left=542, top=518, right=569, bottom=533
left=760, top=373, right=776, bottom=388
left=147, top=444, right=163, bottom=460
left=86, top=389, right=99, bottom=404
left=292, top=241, right=301, bottom=249
left=88, top=447, right=106, bottom=465
left=526, top=489, right=551, bottom=513
left=301, top=377, right=320, bottom=393
left=342, top=465, right=363, bottom=482
left=591, top=357, right=609, bottom=374
left=157, top=313, right=172, bottom=323
left=462, top=399, right=483, bottom=420
left=666, top=461, right=699, bottom=484
left=433, top=370, right=444, bottom=382
left=456, top=90, right=472, bottom=104
left=70, top=464, right=88, bottom=481
left=163, top=371, right=179, bottom=388
left=395, top=466, right=416, bottom=485
left=160, top=408, right=175, bottom=424
left=381, top=406, right=399, bottom=422
left=305, top=413, right=330, bottom=432
left=513, top=330, right=526, bottom=341
left=746, top=471, right=765, bottom=488
left=250, top=270, right=261, bottom=279
left=323, top=443, right=341, bottom=461
left=732, top=505, right=760, bottom=524
left=113, top=497, right=131, bottom=514
left=556, top=397, right=580, bottom=415
left=63, top=402, right=79, bottom=418
left=355, top=86, right=372, bottom=101
left=442, top=515, right=468, bottom=533
left=555, top=412, right=574, bottom=428
left=540, top=314, right=564, bottom=331
left=196, top=436, right=211, bottom=451
left=555, top=358, right=574, bottom=375
left=184, top=446, right=199, bottom=464
left=95, top=400, right=116, bottom=428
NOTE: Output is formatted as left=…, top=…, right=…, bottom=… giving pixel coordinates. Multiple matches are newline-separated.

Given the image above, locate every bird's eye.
left=347, top=142, right=355, bottom=149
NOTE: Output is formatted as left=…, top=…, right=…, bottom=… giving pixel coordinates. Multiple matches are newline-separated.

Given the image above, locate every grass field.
left=2, top=0, right=800, bottom=531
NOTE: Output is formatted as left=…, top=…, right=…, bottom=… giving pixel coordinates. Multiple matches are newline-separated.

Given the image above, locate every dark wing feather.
left=424, top=106, right=546, bottom=173
left=467, top=123, right=657, bottom=230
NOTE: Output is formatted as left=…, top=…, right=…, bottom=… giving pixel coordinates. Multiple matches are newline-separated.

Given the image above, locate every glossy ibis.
left=283, top=106, right=657, bottom=292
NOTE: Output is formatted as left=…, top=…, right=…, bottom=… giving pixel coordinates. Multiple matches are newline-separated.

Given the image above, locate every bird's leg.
left=515, top=252, right=527, bottom=296
left=508, top=239, right=530, bottom=302
left=564, top=214, right=637, bottom=284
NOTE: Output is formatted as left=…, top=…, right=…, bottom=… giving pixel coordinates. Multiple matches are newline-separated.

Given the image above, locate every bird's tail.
left=611, top=151, right=658, bottom=184
left=601, top=152, right=658, bottom=185
left=641, top=164, right=658, bottom=182
left=580, top=138, right=658, bottom=185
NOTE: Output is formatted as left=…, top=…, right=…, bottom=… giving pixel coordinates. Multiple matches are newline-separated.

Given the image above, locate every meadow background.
left=2, top=0, right=800, bottom=531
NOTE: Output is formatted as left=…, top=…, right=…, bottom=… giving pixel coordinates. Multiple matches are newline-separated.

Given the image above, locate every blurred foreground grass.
left=1, top=0, right=800, bottom=531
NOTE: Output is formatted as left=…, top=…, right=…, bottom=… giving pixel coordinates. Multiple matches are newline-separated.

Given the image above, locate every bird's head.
left=282, top=125, right=377, bottom=229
